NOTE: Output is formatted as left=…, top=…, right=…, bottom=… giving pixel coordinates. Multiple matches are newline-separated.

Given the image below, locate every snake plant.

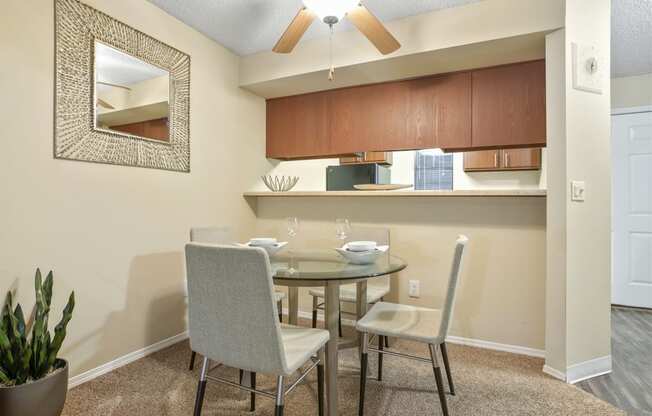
left=0, top=269, right=75, bottom=386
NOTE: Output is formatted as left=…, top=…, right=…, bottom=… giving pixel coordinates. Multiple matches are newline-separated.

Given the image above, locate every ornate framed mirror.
left=54, top=0, right=190, bottom=172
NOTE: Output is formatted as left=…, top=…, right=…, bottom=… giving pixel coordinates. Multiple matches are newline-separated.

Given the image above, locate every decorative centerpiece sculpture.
left=262, top=175, right=299, bottom=192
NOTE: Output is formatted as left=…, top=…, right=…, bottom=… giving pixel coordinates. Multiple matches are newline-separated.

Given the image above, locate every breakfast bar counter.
left=244, top=189, right=546, bottom=198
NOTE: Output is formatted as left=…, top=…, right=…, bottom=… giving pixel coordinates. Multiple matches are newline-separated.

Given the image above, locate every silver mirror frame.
left=54, top=0, right=190, bottom=172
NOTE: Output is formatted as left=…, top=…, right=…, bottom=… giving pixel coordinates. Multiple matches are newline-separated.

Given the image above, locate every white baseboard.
left=566, top=355, right=612, bottom=384
left=290, top=308, right=545, bottom=358
left=542, top=364, right=566, bottom=381
left=445, top=335, right=545, bottom=358
left=69, top=309, right=551, bottom=389
left=68, top=331, right=189, bottom=389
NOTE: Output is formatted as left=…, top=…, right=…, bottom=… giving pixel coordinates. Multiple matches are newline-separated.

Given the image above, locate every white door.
left=612, top=110, right=652, bottom=308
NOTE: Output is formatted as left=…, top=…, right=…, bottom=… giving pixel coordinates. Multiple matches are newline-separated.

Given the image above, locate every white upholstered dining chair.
left=309, top=226, right=391, bottom=344
left=356, top=235, right=468, bottom=416
left=186, top=243, right=329, bottom=416
left=188, top=226, right=288, bottom=372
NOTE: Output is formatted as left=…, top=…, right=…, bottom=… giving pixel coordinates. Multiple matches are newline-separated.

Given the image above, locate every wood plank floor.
left=578, top=306, right=652, bottom=415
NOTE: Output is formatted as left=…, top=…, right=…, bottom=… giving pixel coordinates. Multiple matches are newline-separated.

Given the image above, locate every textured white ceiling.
left=612, top=0, right=652, bottom=77
left=95, top=42, right=167, bottom=87
left=148, top=0, right=652, bottom=77
left=147, top=0, right=483, bottom=56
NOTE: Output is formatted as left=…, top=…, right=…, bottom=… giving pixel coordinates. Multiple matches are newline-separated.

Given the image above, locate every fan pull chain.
left=328, top=23, right=335, bottom=81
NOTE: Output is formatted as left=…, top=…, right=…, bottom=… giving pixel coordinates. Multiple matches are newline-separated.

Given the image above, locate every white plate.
left=335, top=245, right=389, bottom=265
left=249, top=237, right=277, bottom=247
left=238, top=241, right=288, bottom=256
left=346, top=241, right=377, bottom=252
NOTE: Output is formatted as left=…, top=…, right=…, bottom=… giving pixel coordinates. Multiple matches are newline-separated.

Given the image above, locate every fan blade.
left=347, top=4, right=400, bottom=55
left=97, top=98, right=115, bottom=110
left=273, top=8, right=316, bottom=53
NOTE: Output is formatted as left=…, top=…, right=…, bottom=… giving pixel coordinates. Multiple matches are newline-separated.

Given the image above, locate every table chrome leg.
left=288, top=287, right=299, bottom=325
left=325, top=281, right=340, bottom=416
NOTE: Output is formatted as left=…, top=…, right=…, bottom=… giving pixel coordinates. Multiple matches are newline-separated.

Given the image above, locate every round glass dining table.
left=270, top=249, right=406, bottom=416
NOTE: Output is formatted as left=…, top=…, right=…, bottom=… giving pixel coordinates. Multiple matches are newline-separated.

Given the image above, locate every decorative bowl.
left=335, top=244, right=389, bottom=265
left=238, top=241, right=288, bottom=256
left=262, top=175, right=299, bottom=192
left=249, top=238, right=277, bottom=247
left=346, top=241, right=378, bottom=252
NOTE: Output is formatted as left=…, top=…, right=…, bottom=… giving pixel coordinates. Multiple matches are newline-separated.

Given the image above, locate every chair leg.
left=317, top=348, right=325, bottom=416
left=278, top=299, right=283, bottom=323
left=377, top=335, right=384, bottom=381
left=250, top=372, right=256, bottom=411
left=429, top=344, right=449, bottom=416
left=189, top=351, right=197, bottom=371
left=338, top=307, right=343, bottom=338
left=275, top=375, right=285, bottom=416
left=379, top=298, right=390, bottom=348
left=440, top=342, right=455, bottom=395
left=193, top=357, right=209, bottom=416
left=358, top=332, right=369, bottom=416
left=312, top=296, right=318, bottom=328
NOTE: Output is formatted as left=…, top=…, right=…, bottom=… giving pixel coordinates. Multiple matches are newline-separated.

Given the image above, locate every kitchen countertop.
left=243, top=189, right=546, bottom=197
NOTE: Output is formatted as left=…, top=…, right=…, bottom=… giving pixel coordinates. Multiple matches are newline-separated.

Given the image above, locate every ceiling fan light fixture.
left=302, top=0, right=359, bottom=23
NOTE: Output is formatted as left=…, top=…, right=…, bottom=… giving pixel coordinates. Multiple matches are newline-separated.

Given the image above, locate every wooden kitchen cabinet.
left=266, top=60, right=546, bottom=160
left=472, top=60, right=546, bottom=148
left=329, top=81, right=409, bottom=154
left=463, top=150, right=501, bottom=171
left=464, top=148, right=541, bottom=171
left=407, top=72, right=472, bottom=150
left=501, top=148, right=542, bottom=170
left=339, top=151, right=393, bottom=165
left=266, top=91, right=330, bottom=159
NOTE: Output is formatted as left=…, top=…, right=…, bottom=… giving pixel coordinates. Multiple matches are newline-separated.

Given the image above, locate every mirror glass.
left=94, top=41, right=170, bottom=142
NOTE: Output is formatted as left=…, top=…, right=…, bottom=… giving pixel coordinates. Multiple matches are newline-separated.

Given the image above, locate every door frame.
left=610, top=105, right=652, bottom=306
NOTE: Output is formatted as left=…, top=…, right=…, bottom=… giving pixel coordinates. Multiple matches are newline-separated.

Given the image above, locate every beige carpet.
left=63, top=335, right=623, bottom=416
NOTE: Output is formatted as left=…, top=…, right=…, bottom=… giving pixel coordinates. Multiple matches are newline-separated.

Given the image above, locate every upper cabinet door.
left=266, top=92, right=330, bottom=159
left=408, top=73, right=472, bottom=150
left=329, top=82, right=408, bottom=154
left=472, top=60, right=546, bottom=148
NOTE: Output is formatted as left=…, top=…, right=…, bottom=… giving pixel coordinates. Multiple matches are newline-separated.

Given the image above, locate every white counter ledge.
left=243, top=189, right=547, bottom=198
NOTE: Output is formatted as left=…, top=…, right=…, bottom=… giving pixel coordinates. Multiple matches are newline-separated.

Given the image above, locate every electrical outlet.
left=408, top=280, right=420, bottom=298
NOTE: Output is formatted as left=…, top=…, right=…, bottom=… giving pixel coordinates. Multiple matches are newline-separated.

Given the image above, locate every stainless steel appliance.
left=326, top=163, right=391, bottom=191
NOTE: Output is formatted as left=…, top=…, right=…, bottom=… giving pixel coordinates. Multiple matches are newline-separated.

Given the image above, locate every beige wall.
left=611, top=73, right=652, bottom=109
left=0, top=0, right=267, bottom=378
left=545, top=0, right=612, bottom=378
left=563, top=0, right=612, bottom=368
left=255, top=196, right=547, bottom=350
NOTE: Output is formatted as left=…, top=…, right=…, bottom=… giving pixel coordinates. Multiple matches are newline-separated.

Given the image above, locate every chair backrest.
left=185, top=243, right=288, bottom=375
left=438, top=235, right=468, bottom=338
left=190, top=226, right=232, bottom=244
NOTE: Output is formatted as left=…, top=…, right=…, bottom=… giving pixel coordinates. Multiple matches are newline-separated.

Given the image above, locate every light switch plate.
left=571, top=181, right=586, bottom=201
left=572, top=42, right=602, bottom=94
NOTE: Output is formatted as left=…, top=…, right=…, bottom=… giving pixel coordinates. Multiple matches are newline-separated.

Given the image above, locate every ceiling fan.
left=273, top=1, right=400, bottom=58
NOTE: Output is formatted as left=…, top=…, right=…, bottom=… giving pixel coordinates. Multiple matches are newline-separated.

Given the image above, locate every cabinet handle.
left=494, top=153, right=498, bottom=167
left=505, top=152, right=510, bottom=167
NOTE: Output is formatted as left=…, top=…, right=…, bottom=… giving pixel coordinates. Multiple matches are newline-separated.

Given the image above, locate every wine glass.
left=286, top=217, right=299, bottom=273
left=335, top=218, right=351, bottom=243
left=287, top=217, right=300, bottom=238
